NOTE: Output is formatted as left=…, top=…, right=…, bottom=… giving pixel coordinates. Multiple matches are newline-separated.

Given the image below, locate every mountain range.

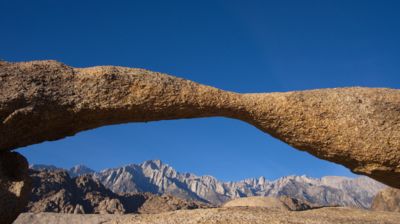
left=30, top=160, right=386, bottom=208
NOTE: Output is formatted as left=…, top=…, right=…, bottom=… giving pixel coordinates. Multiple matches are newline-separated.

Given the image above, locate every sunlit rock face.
left=0, top=60, right=399, bottom=189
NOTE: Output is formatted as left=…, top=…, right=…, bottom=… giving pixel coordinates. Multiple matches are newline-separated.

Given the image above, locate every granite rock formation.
left=0, top=151, right=31, bottom=224
left=1, top=60, right=399, bottom=188
left=371, top=187, right=400, bottom=212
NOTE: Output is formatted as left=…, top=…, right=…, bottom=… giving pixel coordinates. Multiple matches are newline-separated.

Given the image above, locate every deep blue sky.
left=1, top=0, right=399, bottom=181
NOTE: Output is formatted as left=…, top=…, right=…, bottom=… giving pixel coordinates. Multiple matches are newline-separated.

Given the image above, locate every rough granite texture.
left=371, top=187, right=400, bottom=212
left=14, top=207, right=400, bottom=224
left=0, top=151, right=31, bottom=224
left=0, top=60, right=399, bottom=189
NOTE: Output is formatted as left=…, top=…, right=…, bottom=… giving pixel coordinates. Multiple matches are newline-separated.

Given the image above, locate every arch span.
left=0, top=60, right=399, bottom=188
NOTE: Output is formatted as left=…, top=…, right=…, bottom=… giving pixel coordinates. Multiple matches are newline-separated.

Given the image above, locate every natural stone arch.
left=1, top=60, right=399, bottom=188
left=1, top=60, right=399, bottom=223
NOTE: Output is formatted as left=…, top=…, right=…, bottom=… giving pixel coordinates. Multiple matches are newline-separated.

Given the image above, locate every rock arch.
left=1, top=60, right=399, bottom=223
left=1, top=60, right=399, bottom=188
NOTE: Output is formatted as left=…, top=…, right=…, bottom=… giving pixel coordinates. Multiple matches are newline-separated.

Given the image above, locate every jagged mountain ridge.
left=30, top=160, right=386, bottom=208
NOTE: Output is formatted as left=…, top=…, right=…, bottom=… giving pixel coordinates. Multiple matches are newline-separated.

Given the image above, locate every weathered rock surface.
left=1, top=60, right=399, bottom=188
left=371, top=187, right=400, bottom=212
left=0, top=151, right=31, bottom=224
left=222, top=196, right=313, bottom=211
left=14, top=207, right=400, bottom=224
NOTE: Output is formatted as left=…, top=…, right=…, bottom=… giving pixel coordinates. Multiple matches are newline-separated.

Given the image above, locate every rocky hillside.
left=26, top=169, right=209, bottom=214
left=31, top=160, right=386, bottom=208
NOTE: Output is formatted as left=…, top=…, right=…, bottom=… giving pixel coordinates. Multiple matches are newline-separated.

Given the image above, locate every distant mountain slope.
left=68, top=165, right=95, bottom=177
left=30, top=164, right=94, bottom=178
left=31, top=160, right=386, bottom=208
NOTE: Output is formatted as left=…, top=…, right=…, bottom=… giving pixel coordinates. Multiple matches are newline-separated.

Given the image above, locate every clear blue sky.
left=1, top=0, right=399, bottom=181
